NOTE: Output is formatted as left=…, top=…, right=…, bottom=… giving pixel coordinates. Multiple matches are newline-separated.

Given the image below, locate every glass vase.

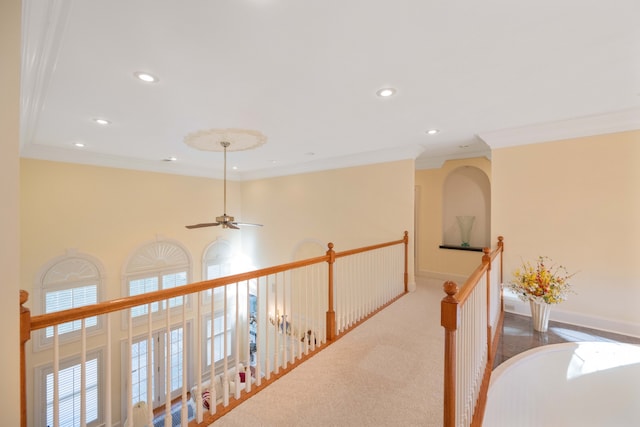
left=456, top=215, right=475, bottom=247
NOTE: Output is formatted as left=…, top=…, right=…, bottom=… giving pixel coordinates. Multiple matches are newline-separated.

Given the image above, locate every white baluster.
left=264, top=277, right=270, bottom=380
left=165, top=300, right=171, bottom=427
left=127, top=313, right=133, bottom=427
left=209, top=287, right=216, bottom=415
left=255, top=278, right=262, bottom=387
left=105, top=313, right=112, bottom=427
left=80, top=318, right=86, bottom=427
left=181, top=302, right=188, bottom=426
left=245, top=280, right=251, bottom=393
left=53, top=325, right=59, bottom=427
left=196, top=291, right=202, bottom=423
left=223, top=285, right=229, bottom=407
left=234, top=281, right=240, bottom=400
left=146, top=305, right=153, bottom=424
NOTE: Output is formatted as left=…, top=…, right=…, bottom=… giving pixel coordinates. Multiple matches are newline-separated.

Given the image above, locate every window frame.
left=35, top=251, right=105, bottom=351
left=200, top=309, right=236, bottom=376
left=122, top=239, right=192, bottom=327
left=35, top=348, right=104, bottom=427
left=121, top=322, right=193, bottom=417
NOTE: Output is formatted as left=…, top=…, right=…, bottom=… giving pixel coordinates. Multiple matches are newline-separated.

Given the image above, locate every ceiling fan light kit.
left=184, top=129, right=265, bottom=230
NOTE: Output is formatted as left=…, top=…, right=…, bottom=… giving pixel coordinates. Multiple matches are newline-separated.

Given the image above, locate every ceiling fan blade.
left=227, top=222, right=240, bottom=230
left=185, top=222, right=220, bottom=229
left=235, top=222, right=263, bottom=227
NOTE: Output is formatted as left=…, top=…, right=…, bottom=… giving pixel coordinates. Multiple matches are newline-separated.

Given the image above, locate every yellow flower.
left=507, top=256, right=575, bottom=304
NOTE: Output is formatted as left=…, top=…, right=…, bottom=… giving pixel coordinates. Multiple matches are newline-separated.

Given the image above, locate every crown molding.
left=478, top=107, right=640, bottom=149
left=238, top=144, right=424, bottom=181
left=20, top=0, right=72, bottom=149
left=414, top=148, right=492, bottom=170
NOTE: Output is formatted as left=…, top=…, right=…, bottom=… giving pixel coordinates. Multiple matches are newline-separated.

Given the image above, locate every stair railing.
left=20, top=231, right=409, bottom=427
left=441, top=236, right=504, bottom=427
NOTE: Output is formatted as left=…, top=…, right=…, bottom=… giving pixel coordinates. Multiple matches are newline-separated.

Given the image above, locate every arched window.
left=124, top=238, right=192, bottom=318
left=122, top=239, right=192, bottom=413
left=34, top=250, right=106, bottom=425
left=203, top=238, right=233, bottom=281
left=37, top=250, right=105, bottom=347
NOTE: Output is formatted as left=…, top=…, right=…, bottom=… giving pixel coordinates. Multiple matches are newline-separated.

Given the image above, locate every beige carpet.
left=213, top=277, right=445, bottom=427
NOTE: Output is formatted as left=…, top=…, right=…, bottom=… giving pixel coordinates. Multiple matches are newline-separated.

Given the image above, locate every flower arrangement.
left=507, top=256, right=575, bottom=304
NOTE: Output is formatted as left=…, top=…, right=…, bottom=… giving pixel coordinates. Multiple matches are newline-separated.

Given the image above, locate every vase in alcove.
left=529, top=300, right=551, bottom=332
left=456, top=216, right=475, bottom=247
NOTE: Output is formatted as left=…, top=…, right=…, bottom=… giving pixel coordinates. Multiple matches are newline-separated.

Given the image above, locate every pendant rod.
left=221, top=141, right=230, bottom=215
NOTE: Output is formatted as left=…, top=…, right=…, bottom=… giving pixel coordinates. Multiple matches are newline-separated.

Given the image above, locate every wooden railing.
left=441, top=236, right=504, bottom=427
left=20, top=232, right=408, bottom=427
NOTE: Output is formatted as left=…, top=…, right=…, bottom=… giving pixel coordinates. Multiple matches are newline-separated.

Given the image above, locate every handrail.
left=441, top=236, right=504, bottom=427
left=29, top=255, right=330, bottom=332
left=20, top=231, right=409, bottom=427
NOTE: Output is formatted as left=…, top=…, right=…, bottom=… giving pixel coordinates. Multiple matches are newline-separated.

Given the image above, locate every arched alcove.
left=442, top=166, right=491, bottom=248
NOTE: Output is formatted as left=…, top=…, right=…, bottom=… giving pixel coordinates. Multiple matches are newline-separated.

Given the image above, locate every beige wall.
left=21, top=159, right=242, bottom=424
left=241, top=159, right=416, bottom=285
left=415, top=157, right=492, bottom=281
left=0, top=0, right=21, bottom=424
left=493, top=130, right=640, bottom=332
left=21, top=157, right=416, bottom=424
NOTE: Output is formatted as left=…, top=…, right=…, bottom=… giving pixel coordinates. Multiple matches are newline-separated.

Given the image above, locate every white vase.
left=529, top=300, right=551, bottom=332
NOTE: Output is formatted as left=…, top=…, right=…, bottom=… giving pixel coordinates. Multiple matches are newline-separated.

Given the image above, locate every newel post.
left=403, top=231, right=409, bottom=293
left=442, top=281, right=459, bottom=427
left=326, top=243, right=336, bottom=341
left=20, top=290, right=31, bottom=427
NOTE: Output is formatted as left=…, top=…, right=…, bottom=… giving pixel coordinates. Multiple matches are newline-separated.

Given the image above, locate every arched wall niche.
left=442, top=166, right=491, bottom=248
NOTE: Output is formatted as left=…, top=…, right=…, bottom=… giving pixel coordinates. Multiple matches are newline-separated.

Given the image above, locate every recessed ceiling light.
left=232, top=166, right=238, bottom=170
left=93, top=118, right=111, bottom=126
left=134, top=72, right=159, bottom=83
left=376, top=87, right=396, bottom=97
left=426, top=129, right=440, bottom=135
left=459, top=144, right=470, bottom=149
left=163, top=156, right=177, bottom=162
left=73, top=142, right=85, bottom=148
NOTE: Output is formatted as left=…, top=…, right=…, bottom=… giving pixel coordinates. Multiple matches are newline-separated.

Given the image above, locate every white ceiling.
left=20, top=0, right=640, bottom=181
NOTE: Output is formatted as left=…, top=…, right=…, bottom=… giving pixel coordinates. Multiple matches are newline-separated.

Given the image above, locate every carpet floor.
left=212, top=277, right=445, bottom=427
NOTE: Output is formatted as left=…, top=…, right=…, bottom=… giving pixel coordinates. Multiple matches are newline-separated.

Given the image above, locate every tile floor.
left=494, top=312, right=640, bottom=368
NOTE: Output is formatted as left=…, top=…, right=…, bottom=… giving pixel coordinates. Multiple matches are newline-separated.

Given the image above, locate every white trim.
left=34, top=347, right=105, bottom=427
left=120, top=321, right=194, bottom=421
left=503, top=291, right=640, bottom=339
left=415, top=149, right=491, bottom=170
left=20, top=0, right=72, bottom=150
left=34, top=249, right=106, bottom=352
left=239, top=144, right=424, bottom=181
left=478, top=107, right=640, bottom=149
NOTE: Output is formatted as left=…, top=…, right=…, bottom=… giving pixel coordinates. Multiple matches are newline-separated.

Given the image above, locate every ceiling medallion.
left=184, top=128, right=267, bottom=152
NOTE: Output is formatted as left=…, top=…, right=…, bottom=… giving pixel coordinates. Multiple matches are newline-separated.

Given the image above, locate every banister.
left=30, top=254, right=328, bottom=332
left=21, top=232, right=409, bottom=427
left=29, top=235, right=411, bottom=332
left=441, top=236, right=505, bottom=427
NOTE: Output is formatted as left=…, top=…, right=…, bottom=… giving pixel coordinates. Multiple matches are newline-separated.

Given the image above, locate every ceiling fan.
left=186, top=141, right=263, bottom=230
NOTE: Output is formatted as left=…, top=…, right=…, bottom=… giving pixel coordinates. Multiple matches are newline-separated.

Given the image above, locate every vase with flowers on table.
left=507, top=256, right=576, bottom=332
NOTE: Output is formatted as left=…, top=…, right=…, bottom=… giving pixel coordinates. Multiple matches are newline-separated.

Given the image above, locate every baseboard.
left=503, top=291, right=640, bottom=339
